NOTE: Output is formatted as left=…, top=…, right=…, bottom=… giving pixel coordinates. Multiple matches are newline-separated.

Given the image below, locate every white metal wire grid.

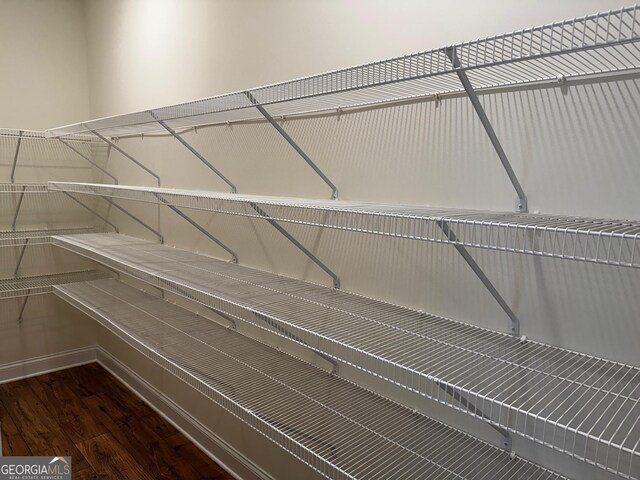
left=55, top=277, right=567, bottom=480
left=45, top=5, right=640, bottom=138
left=49, top=182, right=640, bottom=269
left=0, top=227, right=101, bottom=248
left=0, top=270, right=109, bottom=299
left=52, top=233, right=640, bottom=479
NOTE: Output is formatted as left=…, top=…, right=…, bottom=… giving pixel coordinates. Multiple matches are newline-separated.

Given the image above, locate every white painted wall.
left=0, top=1, right=98, bottom=368
left=0, top=0, right=91, bottom=129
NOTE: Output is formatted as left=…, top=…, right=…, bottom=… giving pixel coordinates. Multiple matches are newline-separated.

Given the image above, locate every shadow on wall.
left=101, top=73, right=640, bottom=366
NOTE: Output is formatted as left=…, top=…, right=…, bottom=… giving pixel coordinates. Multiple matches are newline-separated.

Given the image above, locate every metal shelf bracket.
left=63, top=192, right=119, bottom=233
left=10, top=130, right=23, bottom=183
left=153, top=116, right=237, bottom=194
left=438, top=220, right=520, bottom=336
left=249, top=201, right=340, bottom=289
left=14, top=238, right=29, bottom=276
left=88, top=128, right=161, bottom=187
left=153, top=193, right=238, bottom=263
left=100, top=196, right=164, bottom=243
left=244, top=91, right=339, bottom=200
left=445, top=47, right=527, bottom=213
left=58, top=138, right=119, bottom=185
left=11, top=185, right=26, bottom=231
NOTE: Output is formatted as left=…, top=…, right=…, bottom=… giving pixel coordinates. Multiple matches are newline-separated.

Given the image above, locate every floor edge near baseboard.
left=0, top=346, right=274, bottom=480
left=0, top=346, right=97, bottom=385
left=95, top=346, right=275, bottom=480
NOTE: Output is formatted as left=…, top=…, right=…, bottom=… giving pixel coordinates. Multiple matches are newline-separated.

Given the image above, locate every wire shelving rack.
left=0, top=270, right=109, bottom=300
left=55, top=277, right=567, bottom=480
left=46, top=6, right=640, bottom=138
left=49, top=182, right=640, bottom=269
left=39, top=5, right=640, bottom=479
left=53, top=232, right=640, bottom=480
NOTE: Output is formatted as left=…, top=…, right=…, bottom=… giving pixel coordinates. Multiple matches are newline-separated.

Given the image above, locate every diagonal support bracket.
left=100, top=196, right=164, bottom=243
left=59, top=138, right=119, bottom=185
left=17, top=292, right=30, bottom=323
left=88, top=128, right=161, bottom=186
left=153, top=117, right=237, bottom=193
left=438, top=220, right=520, bottom=336
left=10, top=130, right=23, bottom=183
left=63, top=192, right=119, bottom=233
left=153, top=193, right=238, bottom=263
left=244, top=91, right=338, bottom=200
left=436, top=381, right=512, bottom=451
left=249, top=202, right=340, bottom=289
left=11, top=185, right=26, bottom=231
left=445, top=47, right=527, bottom=212
left=14, top=238, right=29, bottom=277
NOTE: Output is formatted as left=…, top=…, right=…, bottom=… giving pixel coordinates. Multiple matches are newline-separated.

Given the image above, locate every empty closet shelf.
left=54, top=277, right=566, bottom=480
left=0, top=270, right=110, bottom=299
left=0, top=227, right=101, bottom=248
left=49, top=182, right=640, bottom=269
left=46, top=6, right=640, bottom=138
left=1, top=183, right=50, bottom=193
left=52, top=233, right=640, bottom=479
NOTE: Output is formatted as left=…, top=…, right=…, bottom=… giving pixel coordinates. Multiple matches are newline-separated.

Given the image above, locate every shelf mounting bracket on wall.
left=10, top=130, right=23, bottom=183
left=63, top=192, right=119, bottom=233
left=249, top=202, right=340, bottom=289
left=58, top=138, right=119, bottom=185
left=244, top=91, right=339, bottom=200
left=100, top=196, right=164, bottom=243
left=437, top=220, right=520, bottom=336
left=436, top=381, right=512, bottom=451
left=87, top=128, right=161, bottom=187
left=17, top=291, right=30, bottom=323
left=445, top=47, right=527, bottom=213
left=153, top=193, right=238, bottom=263
left=13, top=238, right=29, bottom=277
left=152, top=116, right=237, bottom=194
left=11, top=185, right=26, bottom=231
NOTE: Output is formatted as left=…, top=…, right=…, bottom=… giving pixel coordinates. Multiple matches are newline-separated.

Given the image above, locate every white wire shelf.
left=46, top=5, right=640, bottom=138
left=49, top=182, right=640, bottom=269
left=1, top=183, right=51, bottom=193
left=0, top=270, right=109, bottom=300
left=0, top=227, right=102, bottom=248
left=0, top=128, right=101, bottom=144
left=55, top=277, right=566, bottom=480
left=52, top=233, right=640, bottom=479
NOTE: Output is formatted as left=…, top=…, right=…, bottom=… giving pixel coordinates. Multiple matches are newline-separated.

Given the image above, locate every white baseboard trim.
left=0, top=346, right=273, bottom=480
left=95, top=347, right=275, bottom=480
left=0, top=346, right=97, bottom=385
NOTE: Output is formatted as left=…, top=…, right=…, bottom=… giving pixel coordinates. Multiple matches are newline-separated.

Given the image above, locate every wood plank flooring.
left=0, top=363, right=234, bottom=479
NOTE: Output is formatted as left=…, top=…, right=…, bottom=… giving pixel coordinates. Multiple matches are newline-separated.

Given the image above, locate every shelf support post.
left=249, top=202, right=340, bottom=289
left=445, top=47, right=527, bottom=212
left=63, top=192, right=119, bottom=233
left=153, top=117, right=237, bottom=193
left=153, top=193, right=238, bottom=263
left=436, top=381, right=512, bottom=451
left=17, top=291, right=30, bottom=323
left=58, top=138, right=119, bottom=185
left=11, top=185, right=26, bottom=231
left=14, top=238, right=29, bottom=277
left=438, top=220, right=520, bottom=336
left=244, top=91, right=339, bottom=200
left=10, top=130, right=23, bottom=183
left=88, top=128, right=161, bottom=187
left=100, top=196, right=164, bottom=243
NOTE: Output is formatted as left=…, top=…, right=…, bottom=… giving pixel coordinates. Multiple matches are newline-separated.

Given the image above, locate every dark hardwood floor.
left=0, top=363, right=234, bottom=479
